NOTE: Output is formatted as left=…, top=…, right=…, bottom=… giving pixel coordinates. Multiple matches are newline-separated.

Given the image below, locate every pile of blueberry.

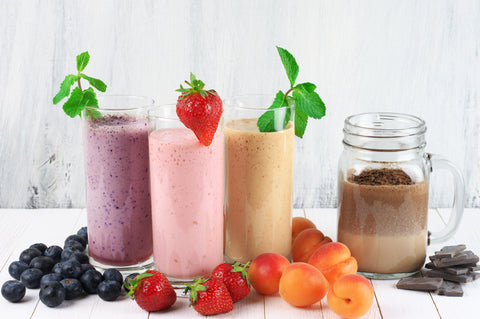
left=1, top=227, right=129, bottom=307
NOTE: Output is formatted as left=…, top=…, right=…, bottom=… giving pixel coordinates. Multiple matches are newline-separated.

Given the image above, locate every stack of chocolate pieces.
left=396, top=244, right=479, bottom=297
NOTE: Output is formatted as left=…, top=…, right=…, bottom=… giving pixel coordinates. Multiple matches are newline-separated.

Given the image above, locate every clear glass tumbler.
left=337, top=112, right=464, bottom=279
left=224, top=95, right=295, bottom=263
left=148, top=105, right=224, bottom=280
left=82, top=95, right=154, bottom=272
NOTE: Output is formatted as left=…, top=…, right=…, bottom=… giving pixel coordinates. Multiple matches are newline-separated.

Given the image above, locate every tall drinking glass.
left=224, top=95, right=295, bottom=263
left=82, top=95, right=154, bottom=271
left=148, top=105, right=224, bottom=280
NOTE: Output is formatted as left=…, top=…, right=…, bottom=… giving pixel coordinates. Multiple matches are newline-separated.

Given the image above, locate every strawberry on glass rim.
left=176, top=73, right=223, bottom=146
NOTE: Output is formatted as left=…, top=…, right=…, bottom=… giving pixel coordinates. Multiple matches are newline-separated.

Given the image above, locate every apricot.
left=327, top=274, right=374, bottom=318
left=279, top=262, right=329, bottom=307
left=292, top=216, right=316, bottom=243
left=248, top=253, right=290, bottom=295
left=308, top=242, right=358, bottom=285
left=292, top=228, right=332, bottom=263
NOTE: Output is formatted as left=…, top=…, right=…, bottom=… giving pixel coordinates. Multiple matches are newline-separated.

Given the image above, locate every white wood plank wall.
left=0, top=0, right=479, bottom=208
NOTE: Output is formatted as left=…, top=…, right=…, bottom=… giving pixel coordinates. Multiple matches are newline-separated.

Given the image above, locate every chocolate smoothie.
left=338, top=168, right=429, bottom=274
left=224, top=118, right=294, bottom=263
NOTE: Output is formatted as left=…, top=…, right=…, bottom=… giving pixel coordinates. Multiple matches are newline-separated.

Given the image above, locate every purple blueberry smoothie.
left=83, top=114, right=153, bottom=266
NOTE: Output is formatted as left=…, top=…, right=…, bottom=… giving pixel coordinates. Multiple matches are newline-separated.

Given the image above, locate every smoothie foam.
left=149, top=127, right=224, bottom=279
left=83, top=115, right=153, bottom=266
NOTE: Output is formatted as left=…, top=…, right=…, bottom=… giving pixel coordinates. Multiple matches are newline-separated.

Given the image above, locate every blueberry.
left=19, top=248, right=42, bottom=264
left=97, top=280, right=121, bottom=301
left=8, top=261, right=29, bottom=280
left=77, top=227, right=88, bottom=242
left=65, top=234, right=87, bottom=248
left=81, top=264, right=95, bottom=275
left=60, top=278, right=84, bottom=300
left=123, top=273, right=139, bottom=293
left=29, top=256, right=55, bottom=274
left=44, top=245, right=63, bottom=262
left=1, top=280, right=26, bottom=303
left=64, top=240, right=85, bottom=252
left=103, top=269, right=123, bottom=285
left=52, top=262, right=64, bottom=275
left=30, top=243, right=47, bottom=254
left=61, top=248, right=80, bottom=261
left=61, top=260, right=83, bottom=279
left=80, top=269, right=103, bottom=294
left=69, top=252, right=89, bottom=264
left=39, top=282, right=65, bottom=307
left=20, top=268, right=43, bottom=289
left=40, top=273, right=64, bottom=289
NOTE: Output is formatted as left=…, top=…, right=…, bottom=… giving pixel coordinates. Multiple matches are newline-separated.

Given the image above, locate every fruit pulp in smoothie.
left=149, top=127, right=224, bottom=279
left=224, top=118, right=294, bottom=263
left=83, top=115, right=153, bottom=266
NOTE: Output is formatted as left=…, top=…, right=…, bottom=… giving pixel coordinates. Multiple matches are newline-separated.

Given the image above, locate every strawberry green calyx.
left=231, top=261, right=251, bottom=285
left=184, top=277, right=209, bottom=306
left=176, top=72, right=217, bottom=100
left=125, top=272, right=154, bottom=299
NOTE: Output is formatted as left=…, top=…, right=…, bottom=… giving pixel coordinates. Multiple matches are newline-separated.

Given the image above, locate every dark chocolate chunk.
left=425, top=262, right=469, bottom=275
left=435, top=280, right=463, bottom=297
left=471, top=272, right=480, bottom=281
left=396, top=277, right=443, bottom=291
left=425, top=269, right=473, bottom=283
left=470, top=264, right=480, bottom=272
left=432, top=251, right=479, bottom=268
left=432, top=244, right=466, bottom=259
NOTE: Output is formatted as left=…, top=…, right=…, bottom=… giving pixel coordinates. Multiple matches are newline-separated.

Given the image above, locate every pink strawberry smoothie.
left=149, top=127, right=224, bottom=279
left=83, top=115, right=153, bottom=266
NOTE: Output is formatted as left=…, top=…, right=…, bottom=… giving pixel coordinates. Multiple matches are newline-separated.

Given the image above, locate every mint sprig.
left=257, top=46, right=326, bottom=137
left=53, top=51, right=107, bottom=118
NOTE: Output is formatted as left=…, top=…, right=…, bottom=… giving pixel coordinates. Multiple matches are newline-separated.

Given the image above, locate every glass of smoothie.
left=82, top=95, right=154, bottom=271
left=224, top=95, right=295, bottom=263
left=148, top=105, right=224, bottom=280
left=337, top=112, right=464, bottom=279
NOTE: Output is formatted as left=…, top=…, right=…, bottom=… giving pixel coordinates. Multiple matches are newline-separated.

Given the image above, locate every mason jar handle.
left=427, top=153, right=465, bottom=244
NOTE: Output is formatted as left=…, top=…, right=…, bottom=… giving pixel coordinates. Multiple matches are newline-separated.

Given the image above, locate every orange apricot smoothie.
left=224, top=118, right=294, bottom=263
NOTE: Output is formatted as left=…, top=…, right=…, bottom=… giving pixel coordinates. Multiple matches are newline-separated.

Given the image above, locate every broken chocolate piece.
left=396, top=277, right=443, bottom=291
left=425, top=262, right=470, bottom=275
left=432, top=251, right=479, bottom=268
left=432, top=244, right=466, bottom=259
left=425, top=269, right=473, bottom=283
left=470, top=264, right=480, bottom=272
left=471, top=272, right=480, bottom=280
left=435, top=280, right=463, bottom=297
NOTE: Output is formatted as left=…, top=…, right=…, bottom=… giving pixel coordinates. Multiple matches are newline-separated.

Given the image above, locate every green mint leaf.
left=53, top=74, right=79, bottom=104
left=76, top=51, right=90, bottom=72
left=80, top=73, right=107, bottom=92
left=294, top=107, right=308, bottom=138
left=257, top=91, right=291, bottom=132
left=81, top=87, right=98, bottom=107
left=292, top=84, right=326, bottom=119
left=62, top=87, right=85, bottom=118
left=276, top=46, right=299, bottom=87
left=296, top=82, right=316, bottom=93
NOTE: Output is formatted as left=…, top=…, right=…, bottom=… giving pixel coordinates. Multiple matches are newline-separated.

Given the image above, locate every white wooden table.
left=0, top=208, right=478, bottom=319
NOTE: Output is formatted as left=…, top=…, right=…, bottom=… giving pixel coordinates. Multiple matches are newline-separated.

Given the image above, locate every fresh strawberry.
left=212, top=262, right=251, bottom=302
left=125, top=270, right=176, bottom=312
left=176, top=73, right=223, bottom=146
left=184, top=276, right=233, bottom=316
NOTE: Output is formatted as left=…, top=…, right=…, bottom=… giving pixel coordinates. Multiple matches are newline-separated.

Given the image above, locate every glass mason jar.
left=148, top=105, right=224, bottom=280
left=82, top=95, right=154, bottom=271
left=337, top=112, right=464, bottom=279
left=224, top=95, right=295, bottom=263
